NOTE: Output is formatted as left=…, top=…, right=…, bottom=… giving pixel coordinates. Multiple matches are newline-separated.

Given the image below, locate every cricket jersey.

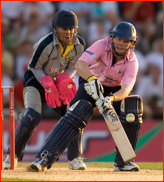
left=28, top=32, right=85, bottom=78
left=79, top=37, right=139, bottom=88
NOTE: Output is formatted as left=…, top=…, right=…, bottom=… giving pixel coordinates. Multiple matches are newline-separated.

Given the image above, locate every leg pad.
left=10, top=108, right=41, bottom=160
left=115, top=95, right=143, bottom=167
left=36, top=100, right=93, bottom=169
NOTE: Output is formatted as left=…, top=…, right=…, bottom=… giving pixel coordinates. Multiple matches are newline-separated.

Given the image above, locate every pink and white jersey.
left=79, top=37, right=139, bottom=88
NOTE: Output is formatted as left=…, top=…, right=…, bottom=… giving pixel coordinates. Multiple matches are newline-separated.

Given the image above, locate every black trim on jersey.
left=48, top=46, right=55, bottom=59
left=76, top=35, right=86, bottom=50
left=29, top=33, right=53, bottom=68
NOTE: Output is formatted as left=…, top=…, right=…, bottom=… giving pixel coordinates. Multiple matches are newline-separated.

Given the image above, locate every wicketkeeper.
left=3, top=10, right=87, bottom=170
left=29, top=21, right=143, bottom=172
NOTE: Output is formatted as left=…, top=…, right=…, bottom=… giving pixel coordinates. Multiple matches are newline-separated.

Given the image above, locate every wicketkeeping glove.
left=56, top=73, right=77, bottom=105
left=84, top=75, right=104, bottom=101
left=40, top=76, right=65, bottom=108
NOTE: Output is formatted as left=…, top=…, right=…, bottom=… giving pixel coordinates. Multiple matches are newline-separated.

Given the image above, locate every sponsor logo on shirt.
left=85, top=49, right=95, bottom=59
left=128, top=75, right=135, bottom=78
left=65, top=55, right=73, bottom=62
left=49, top=67, right=59, bottom=74
left=51, top=57, right=57, bottom=60
left=103, top=74, right=119, bottom=83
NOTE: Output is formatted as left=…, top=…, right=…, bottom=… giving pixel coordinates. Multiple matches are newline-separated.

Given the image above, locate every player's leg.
left=53, top=102, right=86, bottom=170
left=48, top=77, right=96, bottom=170
left=67, top=78, right=96, bottom=170
left=30, top=99, right=94, bottom=171
left=67, top=130, right=85, bottom=170
left=3, top=74, right=45, bottom=169
left=113, top=95, right=143, bottom=171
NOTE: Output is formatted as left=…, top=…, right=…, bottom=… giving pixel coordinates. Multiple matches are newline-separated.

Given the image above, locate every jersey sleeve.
left=28, top=42, right=49, bottom=69
left=78, top=39, right=104, bottom=65
left=122, top=60, right=139, bottom=88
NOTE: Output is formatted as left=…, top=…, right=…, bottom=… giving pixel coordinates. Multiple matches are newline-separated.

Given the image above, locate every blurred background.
left=1, top=1, right=163, bottom=162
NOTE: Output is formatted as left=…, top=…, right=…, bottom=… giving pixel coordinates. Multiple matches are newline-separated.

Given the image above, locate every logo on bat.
left=103, top=108, right=119, bottom=131
left=107, top=110, right=118, bottom=122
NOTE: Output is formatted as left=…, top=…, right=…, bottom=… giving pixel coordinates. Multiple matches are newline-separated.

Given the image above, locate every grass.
left=1, top=162, right=163, bottom=181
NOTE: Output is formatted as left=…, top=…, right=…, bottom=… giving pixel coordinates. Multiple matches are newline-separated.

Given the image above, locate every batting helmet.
left=110, top=21, right=137, bottom=41
left=52, top=10, right=78, bottom=29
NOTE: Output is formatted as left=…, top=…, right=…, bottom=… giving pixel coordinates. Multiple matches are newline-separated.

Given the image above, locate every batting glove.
left=96, top=94, right=115, bottom=114
left=84, top=75, right=104, bottom=101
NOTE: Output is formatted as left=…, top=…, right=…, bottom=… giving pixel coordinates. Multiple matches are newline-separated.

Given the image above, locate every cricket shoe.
left=68, top=157, right=86, bottom=170
left=113, top=162, right=139, bottom=171
left=30, top=150, right=48, bottom=172
left=3, top=154, right=18, bottom=170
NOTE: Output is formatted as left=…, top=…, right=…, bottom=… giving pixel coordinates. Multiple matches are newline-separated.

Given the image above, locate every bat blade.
left=103, top=107, right=136, bottom=163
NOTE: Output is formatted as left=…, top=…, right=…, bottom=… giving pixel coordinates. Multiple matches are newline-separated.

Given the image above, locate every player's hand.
left=96, top=96, right=114, bottom=114
left=56, top=73, right=77, bottom=105
left=96, top=96, right=112, bottom=114
left=95, top=99, right=104, bottom=114
left=41, top=76, right=65, bottom=108
left=84, top=75, right=104, bottom=101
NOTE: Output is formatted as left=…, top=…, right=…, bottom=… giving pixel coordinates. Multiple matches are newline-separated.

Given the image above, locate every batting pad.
left=35, top=100, right=93, bottom=169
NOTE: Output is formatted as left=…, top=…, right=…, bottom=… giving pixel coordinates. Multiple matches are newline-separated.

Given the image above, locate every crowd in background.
left=1, top=1, right=163, bottom=120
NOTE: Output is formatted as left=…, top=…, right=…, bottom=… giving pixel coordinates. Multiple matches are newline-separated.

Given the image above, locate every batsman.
left=29, top=21, right=143, bottom=172
left=3, top=10, right=87, bottom=170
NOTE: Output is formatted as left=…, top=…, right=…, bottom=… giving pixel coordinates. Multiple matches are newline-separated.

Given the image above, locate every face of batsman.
left=110, top=21, right=137, bottom=56
left=112, top=37, right=134, bottom=54
left=55, top=27, right=75, bottom=46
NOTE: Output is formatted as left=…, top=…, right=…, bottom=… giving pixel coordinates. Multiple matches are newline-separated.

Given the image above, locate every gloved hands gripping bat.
left=84, top=75, right=136, bottom=163
left=84, top=75, right=114, bottom=113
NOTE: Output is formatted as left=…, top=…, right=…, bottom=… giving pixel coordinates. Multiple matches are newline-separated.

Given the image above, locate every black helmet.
left=52, top=10, right=78, bottom=29
left=110, top=21, right=137, bottom=41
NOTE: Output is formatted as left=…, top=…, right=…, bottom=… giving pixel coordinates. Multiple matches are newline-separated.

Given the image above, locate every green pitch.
left=1, top=162, right=163, bottom=181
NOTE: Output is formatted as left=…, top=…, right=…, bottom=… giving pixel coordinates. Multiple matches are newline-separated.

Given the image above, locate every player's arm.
left=96, top=85, right=132, bottom=114
left=64, top=68, right=76, bottom=78
left=112, top=59, right=138, bottom=101
left=113, top=85, right=132, bottom=101
left=31, top=68, right=46, bottom=82
left=96, top=59, right=138, bottom=112
left=76, top=39, right=104, bottom=81
left=75, top=60, right=93, bottom=81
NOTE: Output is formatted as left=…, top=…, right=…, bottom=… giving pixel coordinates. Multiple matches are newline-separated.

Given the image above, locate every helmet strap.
left=111, top=39, right=134, bottom=57
left=52, top=28, right=59, bottom=42
left=52, top=27, right=77, bottom=44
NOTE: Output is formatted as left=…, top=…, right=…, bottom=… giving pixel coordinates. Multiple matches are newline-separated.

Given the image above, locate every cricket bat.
left=102, top=106, right=136, bottom=163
